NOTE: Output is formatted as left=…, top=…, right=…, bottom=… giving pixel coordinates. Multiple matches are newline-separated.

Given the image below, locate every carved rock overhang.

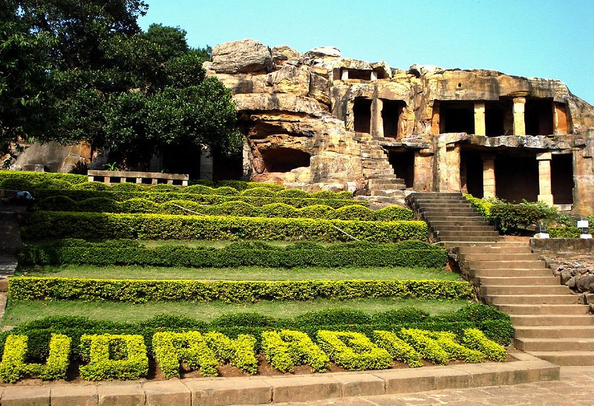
left=443, top=133, right=587, bottom=155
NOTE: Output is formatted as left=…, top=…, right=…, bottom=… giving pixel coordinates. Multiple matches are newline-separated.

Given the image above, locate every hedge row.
left=33, top=189, right=365, bottom=209
left=2, top=173, right=352, bottom=200
left=0, top=170, right=87, bottom=186
left=19, top=239, right=447, bottom=269
left=35, top=197, right=412, bottom=221
left=0, top=304, right=513, bottom=364
left=21, top=212, right=428, bottom=242
left=0, top=327, right=506, bottom=382
left=9, top=277, right=472, bottom=303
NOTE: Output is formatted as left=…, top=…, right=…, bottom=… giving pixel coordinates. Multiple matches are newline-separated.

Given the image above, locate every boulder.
left=304, top=46, right=341, bottom=58
left=272, top=45, right=301, bottom=64
left=211, top=39, right=272, bottom=73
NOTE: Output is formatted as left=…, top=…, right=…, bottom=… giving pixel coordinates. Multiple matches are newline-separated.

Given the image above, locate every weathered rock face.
left=210, top=39, right=272, bottom=74
left=206, top=38, right=594, bottom=211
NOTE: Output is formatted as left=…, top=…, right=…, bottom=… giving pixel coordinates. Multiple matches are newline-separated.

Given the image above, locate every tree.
left=2, top=1, right=241, bottom=171
left=0, top=0, right=52, bottom=152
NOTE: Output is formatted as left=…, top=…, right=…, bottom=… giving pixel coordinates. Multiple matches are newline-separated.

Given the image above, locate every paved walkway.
left=273, top=367, right=594, bottom=406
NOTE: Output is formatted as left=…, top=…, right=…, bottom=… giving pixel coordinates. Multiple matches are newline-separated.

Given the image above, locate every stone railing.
left=87, top=170, right=189, bottom=186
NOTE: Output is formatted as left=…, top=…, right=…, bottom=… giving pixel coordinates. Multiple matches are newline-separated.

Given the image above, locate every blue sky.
left=138, top=0, right=594, bottom=104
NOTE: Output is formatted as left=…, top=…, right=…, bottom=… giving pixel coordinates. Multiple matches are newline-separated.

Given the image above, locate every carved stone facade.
left=206, top=39, right=594, bottom=213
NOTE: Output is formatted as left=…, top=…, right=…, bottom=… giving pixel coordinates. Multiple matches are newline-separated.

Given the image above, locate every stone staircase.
left=406, top=192, right=594, bottom=366
left=354, top=133, right=406, bottom=202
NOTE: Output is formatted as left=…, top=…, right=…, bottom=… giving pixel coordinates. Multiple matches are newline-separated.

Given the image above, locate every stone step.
left=439, top=236, right=501, bottom=243
left=514, top=325, right=594, bottom=339
left=432, top=225, right=496, bottom=233
left=461, top=253, right=538, bottom=261
left=481, top=285, right=571, bottom=296
left=514, top=338, right=594, bottom=352
left=470, top=268, right=554, bottom=278
left=476, top=276, right=560, bottom=286
left=429, top=220, right=491, bottom=227
left=468, top=260, right=547, bottom=270
left=370, top=190, right=405, bottom=197
left=457, top=244, right=531, bottom=254
left=526, top=351, right=594, bottom=366
left=409, top=193, right=463, bottom=199
left=486, top=294, right=579, bottom=305
left=495, top=304, right=590, bottom=315
left=437, top=231, right=500, bottom=238
left=510, top=314, right=594, bottom=326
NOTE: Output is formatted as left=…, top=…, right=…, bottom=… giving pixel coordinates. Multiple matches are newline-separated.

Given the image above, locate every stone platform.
left=0, top=352, right=558, bottom=406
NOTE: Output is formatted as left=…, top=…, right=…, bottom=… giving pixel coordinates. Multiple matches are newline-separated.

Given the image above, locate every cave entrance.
left=354, top=98, right=372, bottom=133
left=525, top=98, right=554, bottom=135
left=495, top=153, right=539, bottom=202
left=460, top=149, right=484, bottom=198
left=485, top=100, right=512, bottom=136
left=382, top=100, right=406, bottom=139
left=440, top=101, right=475, bottom=134
left=388, top=149, right=415, bottom=188
left=551, top=153, right=574, bottom=205
left=260, top=148, right=311, bottom=172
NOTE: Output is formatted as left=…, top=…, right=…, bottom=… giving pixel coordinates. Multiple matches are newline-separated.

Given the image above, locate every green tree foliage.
left=2, top=1, right=240, bottom=169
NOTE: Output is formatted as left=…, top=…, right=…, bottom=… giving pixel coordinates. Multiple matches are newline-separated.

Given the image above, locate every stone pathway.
left=273, top=366, right=594, bottom=406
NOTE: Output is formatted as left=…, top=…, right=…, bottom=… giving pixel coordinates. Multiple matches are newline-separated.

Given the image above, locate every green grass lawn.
left=1, top=298, right=471, bottom=326
left=16, top=265, right=460, bottom=281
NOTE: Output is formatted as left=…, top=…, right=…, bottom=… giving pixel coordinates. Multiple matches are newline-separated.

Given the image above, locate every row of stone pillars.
left=481, top=152, right=554, bottom=205
left=472, top=98, right=527, bottom=136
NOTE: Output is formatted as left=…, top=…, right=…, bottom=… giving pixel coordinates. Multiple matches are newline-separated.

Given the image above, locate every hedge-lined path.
left=275, top=366, right=594, bottom=406
left=407, top=192, right=594, bottom=366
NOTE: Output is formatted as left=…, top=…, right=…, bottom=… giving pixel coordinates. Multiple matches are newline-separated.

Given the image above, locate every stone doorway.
left=525, top=98, right=554, bottom=135
left=551, top=153, right=574, bottom=205
left=354, top=98, right=372, bottom=133
left=388, top=149, right=414, bottom=188
left=440, top=101, right=475, bottom=134
left=382, top=100, right=406, bottom=139
left=460, top=150, right=484, bottom=198
left=495, top=153, right=539, bottom=202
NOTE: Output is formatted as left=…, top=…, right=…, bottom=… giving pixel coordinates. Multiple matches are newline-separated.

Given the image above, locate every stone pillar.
left=372, top=98, right=384, bottom=138
left=513, top=97, right=526, bottom=135
left=341, top=69, right=349, bottom=81
left=200, top=146, right=214, bottom=181
left=370, top=71, right=378, bottom=82
left=431, top=101, right=440, bottom=136
left=537, top=152, right=554, bottom=205
left=474, top=102, right=486, bottom=136
left=482, top=156, right=496, bottom=199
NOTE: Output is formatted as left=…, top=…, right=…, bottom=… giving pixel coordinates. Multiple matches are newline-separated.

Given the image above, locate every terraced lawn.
left=16, top=265, right=460, bottom=281
left=1, top=297, right=471, bottom=326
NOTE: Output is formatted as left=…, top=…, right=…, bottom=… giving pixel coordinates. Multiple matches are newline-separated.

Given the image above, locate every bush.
left=159, top=200, right=206, bottom=215
left=149, top=184, right=179, bottom=193
left=240, top=187, right=276, bottom=197
left=8, top=277, right=473, bottom=303
left=259, top=203, right=298, bottom=218
left=0, top=334, right=71, bottom=382
left=372, top=307, right=430, bottom=324
left=333, top=205, right=376, bottom=221
left=35, top=196, right=78, bottom=212
left=297, top=205, right=336, bottom=219
left=19, top=239, right=447, bottom=269
left=110, top=182, right=145, bottom=192
left=262, top=330, right=329, bottom=373
left=398, top=328, right=449, bottom=365
left=373, top=330, right=422, bottom=367
left=208, top=201, right=255, bottom=217
left=461, top=328, right=507, bottom=362
left=375, top=206, right=414, bottom=221
left=0, top=170, right=87, bottom=187
left=73, top=181, right=109, bottom=191
left=119, top=198, right=160, bottom=214
left=76, top=197, right=120, bottom=213
left=277, top=189, right=309, bottom=198
left=429, top=331, right=485, bottom=363
left=35, top=179, right=73, bottom=190
left=152, top=331, right=218, bottom=378
left=547, top=227, right=581, bottom=238
left=184, top=184, right=216, bottom=194
left=22, top=212, right=428, bottom=242
left=214, top=186, right=239, bottom=195
left=203, top=332, right=258, bottom=374
left=79, top=334, right=149, bottom=380
left=316, top=331, right=392, bottom=371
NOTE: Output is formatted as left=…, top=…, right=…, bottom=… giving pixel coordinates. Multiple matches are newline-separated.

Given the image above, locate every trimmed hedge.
left=8, top=277, right=473, bottom=303
left=19, top=239, right=447, bottom=269
left=36, top=196, right=413, bottom=221
left=152, top=331, right=218, bottom=378
left=79, top=334, right=149, bottom=380
left=33, top=189, right=365, bottom=208
left=0, top=304, right=513, bottom=367
left=317, top=331, right=392, bottom=371
left=21, top=212, right=428, bottom=242
left=0, top=170, right=87, bottom=189
left=0, top=334, right=71, bottom=382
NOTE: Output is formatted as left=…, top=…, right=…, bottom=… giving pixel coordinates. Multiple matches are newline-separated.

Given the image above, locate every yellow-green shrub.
left=152, top=331, right=218, bottom=378
left=316, top=331, right=392, bottom=371
left=398, top=328, right=449, bottom=365
left=203, top=332, right=258, bottom=374
left=79, top=334, right=148, bottom=381
left=373, top=330, right=422, bottom=368
left=461, top=328, right=507, bottom=362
